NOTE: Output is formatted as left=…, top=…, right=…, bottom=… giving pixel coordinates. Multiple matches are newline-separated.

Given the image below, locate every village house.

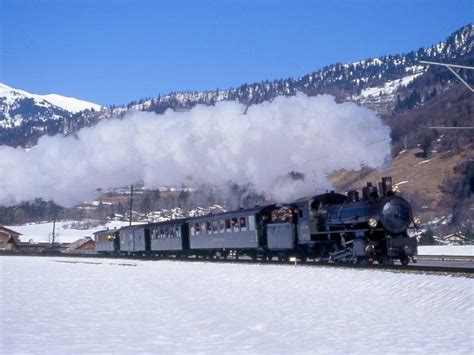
left=440, top=233, right=473, bottom=246
left=63, top=237, right=96, bottom=253
left=0, top=226, right=21, bottom=251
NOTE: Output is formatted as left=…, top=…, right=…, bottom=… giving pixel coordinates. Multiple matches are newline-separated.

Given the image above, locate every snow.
left=416, top=159, right=432, bottom=165
left=357, top=71, right=424, bottom=100
left=6, top=220, right=134, bottom=243
left=418, top=245, right=474, bottom=256
left=0, top=82, right=102, bottom=113
left=1, top=257, right=472, bottom=354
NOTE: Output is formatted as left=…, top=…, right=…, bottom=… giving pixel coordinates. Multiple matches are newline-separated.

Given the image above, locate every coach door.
left=113, top=232, right=120, bottom=253
left=144, top=229, right=151, bottom=252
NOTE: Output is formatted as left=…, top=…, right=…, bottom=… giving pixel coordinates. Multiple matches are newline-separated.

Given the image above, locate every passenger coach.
left=148, top=219, right=189, bottom=257
left=94, top=229, right=120, bottom=254
left=188, top=206, right=277, bottom=259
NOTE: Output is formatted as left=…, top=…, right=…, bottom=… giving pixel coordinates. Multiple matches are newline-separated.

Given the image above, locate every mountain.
left=0, top=24, right=472, bottom=148
left=0, top=83, right=102, bottom=146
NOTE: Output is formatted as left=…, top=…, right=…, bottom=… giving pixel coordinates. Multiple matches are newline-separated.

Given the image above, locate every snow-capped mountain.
left=0, top=83, right=101, bottom=114
left=0, top=24, right=472, bottom=147
left=0, top=83, right=102, bottom=144
left=126, top=23, right=472, bottom=116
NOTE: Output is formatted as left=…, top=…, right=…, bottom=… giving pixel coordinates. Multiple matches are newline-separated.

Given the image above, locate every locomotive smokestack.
left=348, top=190, right=359, bottom=202
left=382, top=177, right=392, bottom=195
left=362, top=182, right=378, bottom=200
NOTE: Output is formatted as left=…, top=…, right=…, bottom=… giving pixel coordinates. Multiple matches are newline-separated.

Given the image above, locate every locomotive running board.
left=313, top=228, right=384, bottom=235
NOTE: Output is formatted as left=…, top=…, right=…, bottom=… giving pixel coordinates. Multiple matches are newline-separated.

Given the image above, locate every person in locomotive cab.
left=365, top=241, right=375, bottom=262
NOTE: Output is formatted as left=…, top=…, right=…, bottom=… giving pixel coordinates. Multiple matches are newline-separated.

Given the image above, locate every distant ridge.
left=0, top=24, right=472, bottom=147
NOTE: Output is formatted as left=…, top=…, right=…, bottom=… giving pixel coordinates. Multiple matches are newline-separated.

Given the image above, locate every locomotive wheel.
left=400, top=255, right=410, bottom=266
left=376, top=254, right=385, bottom=265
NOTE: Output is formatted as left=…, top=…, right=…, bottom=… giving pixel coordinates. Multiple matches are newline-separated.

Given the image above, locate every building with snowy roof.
left=441, top=233, right=472, bottom=246
left=0, top=226, right=21, bottom=251
left=63, top=237, right=96, bottom=253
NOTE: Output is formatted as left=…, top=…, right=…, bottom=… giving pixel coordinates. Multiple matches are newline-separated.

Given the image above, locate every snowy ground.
left=418, top=245, right=474, bottom=256
left=1, top=256, right=472, bottom=354
left=6, top=221, right=135, bottom=243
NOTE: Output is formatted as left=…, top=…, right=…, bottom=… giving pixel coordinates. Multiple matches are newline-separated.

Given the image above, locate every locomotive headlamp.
left=368, top=218, right=378, bottom=228
left=413, top=216, right=421, bottom=225
left=392, top=185, right=400, bottom=193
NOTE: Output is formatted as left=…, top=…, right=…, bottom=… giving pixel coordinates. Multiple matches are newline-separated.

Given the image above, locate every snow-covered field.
left=6, top=221, right=135, bottom=243
left=1, top=256, right=472, bottom=354
left=418, top=245, right=474, bottom=256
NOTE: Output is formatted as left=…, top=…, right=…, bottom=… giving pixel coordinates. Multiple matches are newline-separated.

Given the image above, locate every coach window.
left=212, top=220, right=219, bottom=234
left=176, top=227, right=181, bottom=238
left=195, top=223, right=201, bottom=235
left=170, top=227, right=176, bottom=238
left=231, top=217, right=239, bottom=232
left=219, top=219, right=225, bottom=233
left=225, top=219, right=232, bottom=232
left=206, top=221, right=212, bottom=234
left=200, top=222, right=207, bottom=234
left=240, top=217, right=247, bottom=231
left=190, top=225, right=195, bottom=236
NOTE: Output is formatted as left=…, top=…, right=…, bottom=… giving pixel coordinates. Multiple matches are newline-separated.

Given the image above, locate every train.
left=95, top=177, right=418, bottom=265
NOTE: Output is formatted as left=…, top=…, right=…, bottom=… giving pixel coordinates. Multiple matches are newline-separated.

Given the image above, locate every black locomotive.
left=95, top=177, right=417, bottom=265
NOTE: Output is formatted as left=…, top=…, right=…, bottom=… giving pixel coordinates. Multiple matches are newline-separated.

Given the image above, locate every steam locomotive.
left=95, top=177, right=417, bottom=265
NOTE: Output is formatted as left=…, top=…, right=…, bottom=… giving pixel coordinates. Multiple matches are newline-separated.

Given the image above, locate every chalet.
left=441, top=233, right=473, bottom=246
left=63, top=237, right=96, bottom=253
left=0, top=226, right=21, bottom=251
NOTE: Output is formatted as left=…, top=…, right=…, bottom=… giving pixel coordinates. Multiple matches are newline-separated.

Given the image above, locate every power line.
left=428, top=127, right=474, bottom=130
left=419, top=60, right=474, bottom=92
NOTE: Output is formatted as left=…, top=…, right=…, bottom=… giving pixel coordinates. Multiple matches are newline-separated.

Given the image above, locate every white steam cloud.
left=0, top=94, right=391, bottom=206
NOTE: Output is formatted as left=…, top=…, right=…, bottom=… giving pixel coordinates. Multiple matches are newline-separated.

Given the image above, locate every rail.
left=416, top=255, right=474, bottom=262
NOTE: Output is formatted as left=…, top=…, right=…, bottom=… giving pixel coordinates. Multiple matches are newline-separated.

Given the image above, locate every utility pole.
left=51, top=205, right=56, bottom=249
left=129, top=184, right=134, bottom=226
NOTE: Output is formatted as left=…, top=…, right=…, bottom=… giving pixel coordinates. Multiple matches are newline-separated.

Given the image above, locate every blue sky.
left=1, top=0, right=472, bottom=105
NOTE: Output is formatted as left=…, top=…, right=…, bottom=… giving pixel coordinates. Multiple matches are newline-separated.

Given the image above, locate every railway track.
left=2, top=251, right=473, bottom=277
left=415, top=254, right=474, bottom=262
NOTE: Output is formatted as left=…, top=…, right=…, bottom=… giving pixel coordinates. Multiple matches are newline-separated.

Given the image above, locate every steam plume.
left=0, top=94, right=391, bottom=206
